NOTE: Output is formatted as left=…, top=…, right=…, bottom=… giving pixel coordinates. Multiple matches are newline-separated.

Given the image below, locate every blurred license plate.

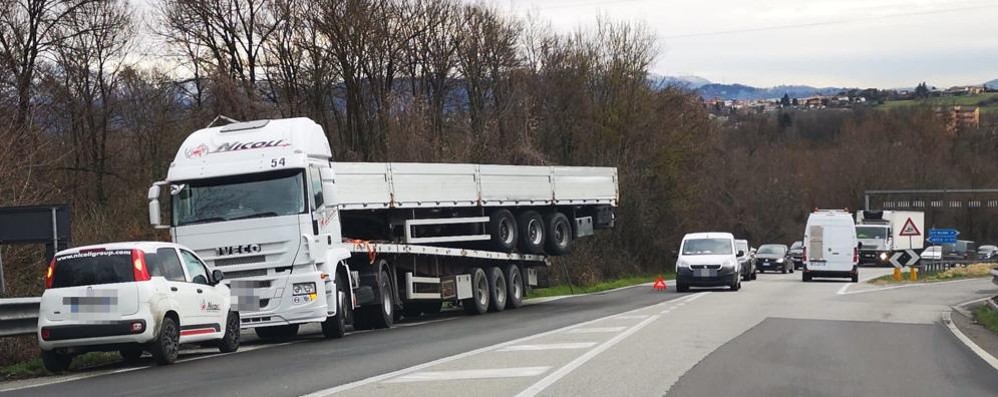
left=810, top=261, right=825, bottom=267
left=64, top=295, right=117, bottom=313
left=695, top=269, right=716, bottom=277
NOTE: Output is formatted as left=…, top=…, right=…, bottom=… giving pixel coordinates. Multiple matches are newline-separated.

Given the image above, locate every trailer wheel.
left=516, top=211, right=545, bottom=254
left=487, top=267, right=508, bottom=312
left=487, top=209, right=518, bottom=252
left=504, top=264, right=524, bottom=309
left=544, top=212, right=573, bottom=255
left=463, top=267, right=490, bottom=315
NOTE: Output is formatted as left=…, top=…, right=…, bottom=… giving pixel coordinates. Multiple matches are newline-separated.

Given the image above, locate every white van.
left=802, top=210, right=859, bottom=282
left=676, top=232, right=742, bottom=292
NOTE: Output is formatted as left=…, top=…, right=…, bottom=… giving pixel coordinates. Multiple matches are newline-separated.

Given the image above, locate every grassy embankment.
left=528, top=273, right=675, bottom=298
left=868, top=263, right=994, bottom=285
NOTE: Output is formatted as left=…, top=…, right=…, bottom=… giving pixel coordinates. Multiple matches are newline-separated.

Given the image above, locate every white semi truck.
left=148, top=117, right=617, bottom=339
left=854, top=210, right=924, bottom=266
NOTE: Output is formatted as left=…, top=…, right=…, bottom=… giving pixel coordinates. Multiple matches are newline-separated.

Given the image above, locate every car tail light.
left=45, top=258, right=56, bottom=289
left=40, top=328, right=51, bottom=341
left=132, top=249, right=151, bottom=282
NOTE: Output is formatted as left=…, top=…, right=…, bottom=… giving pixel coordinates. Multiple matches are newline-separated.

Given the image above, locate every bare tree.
left=0, top=0, right=106, bottom=128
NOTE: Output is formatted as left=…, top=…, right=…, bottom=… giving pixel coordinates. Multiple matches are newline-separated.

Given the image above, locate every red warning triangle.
left=899, top=217, right=921, bottom=237
left=653, top=277, right=667, bottom=291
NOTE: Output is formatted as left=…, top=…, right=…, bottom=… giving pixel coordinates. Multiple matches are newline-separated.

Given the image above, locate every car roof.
left=760, top=243, right=787, bottom=248
left=56, top=241, right=183, bottom=256
left=683, top=232, right=734, bottom=240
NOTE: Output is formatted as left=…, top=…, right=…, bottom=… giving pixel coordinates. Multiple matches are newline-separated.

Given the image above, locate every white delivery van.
left=675, top=232, right=742, bottom=292
left=802, top=210, right=859, bottom=283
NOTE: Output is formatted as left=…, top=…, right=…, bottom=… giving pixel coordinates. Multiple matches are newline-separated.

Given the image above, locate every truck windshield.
left=856, top=226, right=888, bottom=239
left=682, top=239, right=733, bottom=255
left=172, top=169, right=307, bottom=226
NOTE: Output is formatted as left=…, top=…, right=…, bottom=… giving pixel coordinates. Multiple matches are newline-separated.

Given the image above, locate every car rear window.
left=52, top=250, right=134, bottom=288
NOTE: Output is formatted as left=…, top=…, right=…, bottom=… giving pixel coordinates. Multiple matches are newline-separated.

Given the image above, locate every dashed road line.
left=498, top=343, right=598, bottom=352
left=514, top=314, right=662, bottom=397
left=303, top=292, right=708, bottom=396
left=567, top=327, right=627, bottom=334
left=384, top=367, right=551, bottom=383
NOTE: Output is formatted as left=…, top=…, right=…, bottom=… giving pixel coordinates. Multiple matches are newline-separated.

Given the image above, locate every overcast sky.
left=472, top=0, right=998, bottom=88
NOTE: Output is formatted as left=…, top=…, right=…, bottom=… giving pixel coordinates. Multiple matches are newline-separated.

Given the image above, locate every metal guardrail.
left=0, top=297, right=40, bottom=337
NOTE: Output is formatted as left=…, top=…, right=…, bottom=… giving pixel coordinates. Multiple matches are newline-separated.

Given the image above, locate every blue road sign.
left=927, top=228, right=959, bottom=244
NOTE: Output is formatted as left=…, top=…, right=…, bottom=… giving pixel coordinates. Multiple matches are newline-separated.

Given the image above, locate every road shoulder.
left=948, top=303, right=998, bottom=371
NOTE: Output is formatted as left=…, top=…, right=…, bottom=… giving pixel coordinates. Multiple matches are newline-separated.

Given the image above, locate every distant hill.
left=697, top=83, right=848, bottom=100
left=986, top=79, right=998, bottom=90
left=652, top=75, right=712, bottom=89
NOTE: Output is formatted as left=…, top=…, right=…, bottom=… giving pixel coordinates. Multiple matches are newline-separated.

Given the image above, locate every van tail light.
left=45, top=258, right=56, bottom=289
left=132, top=249, right=151, bottom=282
left=802, top=247, right=807, bottom=261
left=853, top=247, right=859, bottom=263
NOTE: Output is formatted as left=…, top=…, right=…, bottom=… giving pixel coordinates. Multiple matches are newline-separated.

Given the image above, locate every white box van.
left=675, top=232, right=742, bottom=292
left=802, top=210, right=859, bottom=282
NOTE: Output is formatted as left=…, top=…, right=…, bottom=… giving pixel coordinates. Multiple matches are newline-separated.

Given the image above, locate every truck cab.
left=148, top=118, right=352, bottom=339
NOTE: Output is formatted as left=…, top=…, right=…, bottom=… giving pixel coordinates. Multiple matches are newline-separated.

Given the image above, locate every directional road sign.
left=926, top=228, right=958, bottom=245
left=889, top=249, right=920, bottom=269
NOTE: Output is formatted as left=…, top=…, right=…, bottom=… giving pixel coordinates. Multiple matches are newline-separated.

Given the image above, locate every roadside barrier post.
left=893, top=267, right=902, bottom=281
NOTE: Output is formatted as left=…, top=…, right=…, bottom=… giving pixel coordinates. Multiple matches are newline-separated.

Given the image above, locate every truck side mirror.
left=857, top=242, right=863, bottom=249
left=148, top=182, right=170, bottom=230
left=737, top=250, right=745, bottom=257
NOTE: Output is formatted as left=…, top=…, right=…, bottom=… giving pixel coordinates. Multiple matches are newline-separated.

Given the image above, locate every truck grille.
left=225, top=269, right=268, bottom=279
left=215, top=255, right=266, bottom=267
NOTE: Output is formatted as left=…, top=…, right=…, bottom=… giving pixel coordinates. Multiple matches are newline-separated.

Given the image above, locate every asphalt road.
left=3, top=268, right=997, bottom=397
left=0, top=282, right=688, bottom=396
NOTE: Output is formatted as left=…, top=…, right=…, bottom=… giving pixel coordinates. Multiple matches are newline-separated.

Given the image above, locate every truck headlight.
left=293, top=282, right=316, bottom=295
left=879, top=252, right=888, bottom=260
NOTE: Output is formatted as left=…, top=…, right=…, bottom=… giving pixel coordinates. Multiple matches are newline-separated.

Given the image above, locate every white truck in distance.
left=854, top=210, right=924, bottom=266
left=148, top=117, right=617, bottom=339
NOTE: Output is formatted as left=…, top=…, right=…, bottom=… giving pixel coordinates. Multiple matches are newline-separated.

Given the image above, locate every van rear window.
left=52, top=250, right=134, bottom=288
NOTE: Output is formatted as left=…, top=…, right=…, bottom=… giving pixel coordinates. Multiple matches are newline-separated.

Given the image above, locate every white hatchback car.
left=38, top=241, right=238, bottom=372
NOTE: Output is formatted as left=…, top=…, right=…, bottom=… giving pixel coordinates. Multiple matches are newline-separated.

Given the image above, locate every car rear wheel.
left=150, top=316, right=179, bottom=365
left=41, top=350, right=73, bottom=373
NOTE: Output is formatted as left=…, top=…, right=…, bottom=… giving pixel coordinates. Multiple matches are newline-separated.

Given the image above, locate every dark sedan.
left=789, top=240, right=804, bottom=270
left=755, top=244, right=794, bottom=274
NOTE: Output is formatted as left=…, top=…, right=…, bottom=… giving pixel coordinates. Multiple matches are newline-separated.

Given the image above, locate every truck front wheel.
left=321, top=277, right=349, bottom=338
left=463, top=267, right=490, bottom=315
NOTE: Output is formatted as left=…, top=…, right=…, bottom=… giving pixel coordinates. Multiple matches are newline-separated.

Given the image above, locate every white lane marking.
left=514, top=314, right=661, bottom=397
left=614, top=315, right=650, bottom=320
left=838, top=277, right=986, bottom=296
left=567, top=327, right=627, bottom=334
left=942, top=311, right=998, bottom=372
left=499, top=343, right=598, bottom=352
left=384, top=367, right=551, bottom=383
left=303, top=292, right=708, bottom=396
left=956, top=296, right=994, bottom=308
